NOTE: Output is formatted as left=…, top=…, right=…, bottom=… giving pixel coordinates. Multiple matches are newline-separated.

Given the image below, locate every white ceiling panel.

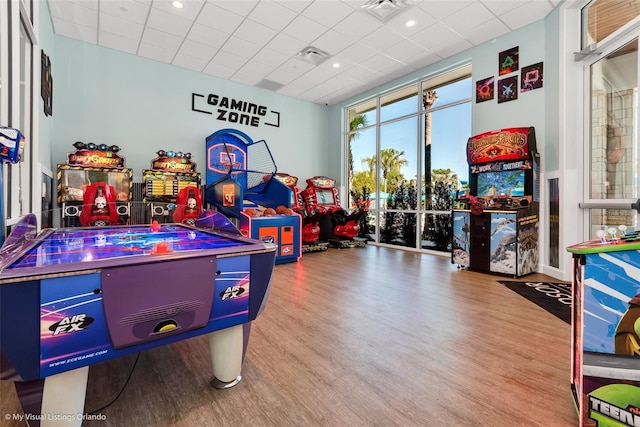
left=45, top=0, right=559, bottom=105
left=99, top=0, right=150, bottom=24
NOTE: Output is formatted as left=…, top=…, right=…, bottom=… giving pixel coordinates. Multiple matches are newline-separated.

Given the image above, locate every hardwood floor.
left=1, top=246, right=578, bottom=426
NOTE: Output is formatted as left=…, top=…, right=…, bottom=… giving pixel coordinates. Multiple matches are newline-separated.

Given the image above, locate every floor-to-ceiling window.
left=346, top=65, right=471, bottom=253
left=2, top=0, right=38, bottom=239
left=579, top=0, right=640, bottom=239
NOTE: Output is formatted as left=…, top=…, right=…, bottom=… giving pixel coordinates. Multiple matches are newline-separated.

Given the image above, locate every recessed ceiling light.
left=332, top=63, right=340, bottom=68
left=172, top=1, right=183, bottom=8
left=405, top=19, right=416, bottom=27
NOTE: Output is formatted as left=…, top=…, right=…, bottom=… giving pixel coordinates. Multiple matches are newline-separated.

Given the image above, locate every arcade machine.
left=0, top=127, right=26, bottom=244
left=274, top=172, right=328, bottom=253
left=451, top=126, right=540, bottom=276
left=567, top=220, right=640, bottom=427
left=57, top=141, right=132, bottom=227
left=142, top=150, right=201, bottom=223
left=204, top=128, right=301, bottom=264
left=301, top=175, right=369, bottom=248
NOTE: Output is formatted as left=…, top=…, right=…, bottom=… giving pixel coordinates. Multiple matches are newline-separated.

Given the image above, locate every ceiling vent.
left=255, top=79, right=284, bottom=91
left=296, top=46, right=330, bottom=66
left=361, top=0, right=410, bottom=22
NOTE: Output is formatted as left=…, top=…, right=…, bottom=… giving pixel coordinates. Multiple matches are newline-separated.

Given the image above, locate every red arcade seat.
left=79, top=183, right=119, bottom=227
left=173, top=186, right=203, bottom=225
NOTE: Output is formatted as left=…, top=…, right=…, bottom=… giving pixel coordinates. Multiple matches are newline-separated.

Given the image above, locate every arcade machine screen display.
left=143, top=171, right=200, bottom=202
left=476, top=170, right=525, bottom=197
left=316, top=189, right=336, bottom=205
left=58, top=166, right=132, bottom=203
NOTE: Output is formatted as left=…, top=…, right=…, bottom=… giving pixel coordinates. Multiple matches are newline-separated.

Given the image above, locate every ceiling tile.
left=274, top=0, right=314, bottom=14
left=301, top=0, right=354, bottom=27
left=99, top=14, right=144, bottom=40
left=282, top=15, right=329, bottom=44
left=137, top=42, right=176, bottom=63
left=220, top=36, right=263, bottom=59
left=415, top=1, right=475, bottom=20
left=99, top=31, right=139, bottom=54
left=141, top=27, right=183, bottom=51
left=49, top=2, right=98, bottom=28
left=195, top=3, right=244, bottom=33
left=481, top=0, right=529, bottom=16
left=311, top=29, right=355, bottom=56
left=234, top=18, right=279, bottom=46
left=211, top=0, right=259, bottom=16
left=146, top=7, right=193, bottom=37
left=247, top=1, right=298, bottom=32
left=265, top=32, right=309, bottom=56
left=500, top=2, right=553, bottom=30
left=442, top=2, right=495, bottom=34
left=52, top=19, right=98, bottom=44
left=332, top=10, right=382, bottom=40
left=99, top=0, right=150, bottom=25
left=458, top=18, right=511, bottom=45
left=359, top=25, right=407, bottom=51
left=151, top=0, right=205, bottom=21
left=172, top=49, right=210, bottom=72
left=186, top=23, right=229, bottom=49
left=177, top=39, right=218, bottom=60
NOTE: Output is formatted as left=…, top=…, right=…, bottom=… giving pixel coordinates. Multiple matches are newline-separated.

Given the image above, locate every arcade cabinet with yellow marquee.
left=57, top=142, right=132, bottom=227
left=452, top=127, right=540, bottom=276
left=204, top=128, right=301, bottom=264
left=142, top=150, right=201, bottom=223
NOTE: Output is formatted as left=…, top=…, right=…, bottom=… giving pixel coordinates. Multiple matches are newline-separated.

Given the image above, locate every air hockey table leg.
left=40, top=366, right=89, bottom=427
left=208, top=324, right=243, bottom=389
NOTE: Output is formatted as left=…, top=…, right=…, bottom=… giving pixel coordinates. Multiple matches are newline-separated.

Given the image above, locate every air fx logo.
left=49, top=314, right=94, bottom=336
left=220, top=285, right=246, bottom=301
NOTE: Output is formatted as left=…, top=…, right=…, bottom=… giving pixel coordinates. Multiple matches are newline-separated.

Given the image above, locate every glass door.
left=584, top=35, right=639, bottom=238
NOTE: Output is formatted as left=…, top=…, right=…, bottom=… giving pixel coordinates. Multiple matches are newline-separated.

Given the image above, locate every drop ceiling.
left=46, top=0, right=562, bottom=106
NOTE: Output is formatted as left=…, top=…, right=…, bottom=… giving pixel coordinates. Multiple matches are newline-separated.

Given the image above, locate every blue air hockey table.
left=0, top=211, right=276, bottom=427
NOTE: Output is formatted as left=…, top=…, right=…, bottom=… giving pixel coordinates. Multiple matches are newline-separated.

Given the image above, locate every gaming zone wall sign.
left=191, top=92, right=281, bottom=128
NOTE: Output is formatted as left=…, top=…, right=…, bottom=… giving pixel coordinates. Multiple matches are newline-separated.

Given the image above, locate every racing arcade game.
left=301, top=176, right=368, bottom=248
left=274, top=172, right=328, bottom=253
left=204, top=128, right=301, bottom=264
left=57, top=142, right=132, bottom=227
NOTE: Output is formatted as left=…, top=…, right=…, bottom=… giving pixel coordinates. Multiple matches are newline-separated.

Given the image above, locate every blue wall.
left=47, top=36, right=330, bottom=185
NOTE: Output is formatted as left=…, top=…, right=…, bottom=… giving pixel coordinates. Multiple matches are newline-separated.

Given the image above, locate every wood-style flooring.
left=0, top=246, right=578, bottom=426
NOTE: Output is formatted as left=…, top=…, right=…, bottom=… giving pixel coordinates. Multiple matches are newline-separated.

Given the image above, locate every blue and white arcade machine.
left=0, top=127, right=26, bottom=245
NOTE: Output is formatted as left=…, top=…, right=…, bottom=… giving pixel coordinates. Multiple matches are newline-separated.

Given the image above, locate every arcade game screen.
left=143, top=171, right=201, bottom=203
left=476, top=170, right=525, bottom=197
left=58, top=166, right=132, bottom=203
left=316, top=189, right=336, bottom=205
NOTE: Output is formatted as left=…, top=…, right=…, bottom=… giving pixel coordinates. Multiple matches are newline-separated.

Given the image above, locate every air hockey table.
left=0, top=211, right=276, bottom=427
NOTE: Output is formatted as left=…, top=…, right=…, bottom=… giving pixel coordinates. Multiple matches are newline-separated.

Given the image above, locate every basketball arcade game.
left=0, top=212, right=277, bottom=427
left=142, top=150, right=201, bottom=224
left=452, top=127, right=540, bottom=276
left=301, top=176, right=369, bottom=248
left=57, top=142, right=132, bottom=227
left=204, top=128, right=301, bottom=264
